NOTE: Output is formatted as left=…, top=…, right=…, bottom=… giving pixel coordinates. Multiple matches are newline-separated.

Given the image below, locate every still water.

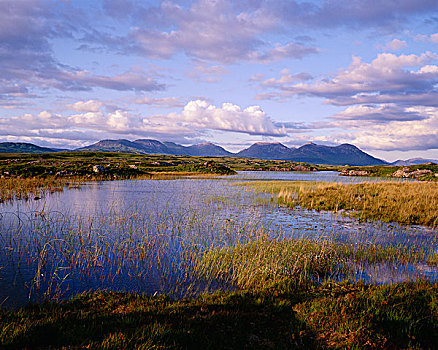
left=0, top=171, right=437, bottom=308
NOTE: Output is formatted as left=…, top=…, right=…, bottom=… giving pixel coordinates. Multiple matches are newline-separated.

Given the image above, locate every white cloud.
left=331, top=104, right=426, bottom=123
left=146, top=100, right=287, bottom=136
left=67, top=100, right=103, bottom=112
left=122, top=1, right=318, bottom=63
left=258, top=68, right=313, bottom=88
left=185, top=62, right=230, bottom=83
left=0, top=100, right=287, bottom=147
left=322, top=106, right=438, bottom=151
left=132, top=97, right=184, bottom=108
left=384, top=39, right=407, bottom=51
left=256, top=52, right=438, bottom=104
left=107, top=110, right=131, bottom=131
left=430, top=33, right=438, bottom=43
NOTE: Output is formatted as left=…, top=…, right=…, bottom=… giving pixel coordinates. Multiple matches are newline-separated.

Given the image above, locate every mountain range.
left=76, top=139, right=386, bottom=165
left=76, top=139, right=233, bottom=157
left=0, top=142, right=65, bottom=153
left=0, top=139, right=392, bottom=165
left=390, top=158, right=438, bottom=166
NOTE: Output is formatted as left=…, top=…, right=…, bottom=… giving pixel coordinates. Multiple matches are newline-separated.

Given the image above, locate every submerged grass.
left=239, top=180, right=438, bottom=228
left=193, top=236, right=438, bottom=294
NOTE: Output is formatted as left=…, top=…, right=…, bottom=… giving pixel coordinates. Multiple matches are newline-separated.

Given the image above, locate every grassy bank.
left=0, top=152, right=237, bottom=202
left=1, top=280, right=437, bottom=349
left=240, top=181, right=438, bottom=228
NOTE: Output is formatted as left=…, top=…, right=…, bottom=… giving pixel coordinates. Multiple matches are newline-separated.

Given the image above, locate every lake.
left=1, top=171, right=437, bottom=309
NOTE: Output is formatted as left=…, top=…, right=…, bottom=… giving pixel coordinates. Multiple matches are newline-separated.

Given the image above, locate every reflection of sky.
left=1, top=171, right=437, bottom=308
left=1, top=172, right=436, bottom=250
left=356, top=263, right=438, bottom=285
left=227, top=170, right=415, bottom=183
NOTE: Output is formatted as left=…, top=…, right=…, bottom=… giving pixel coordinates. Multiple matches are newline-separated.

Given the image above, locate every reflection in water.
left=0, top=171, right=436, bottom=309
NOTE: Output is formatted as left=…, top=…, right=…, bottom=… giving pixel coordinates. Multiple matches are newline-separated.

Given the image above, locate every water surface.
left=0, top=171, right=436, bottom=308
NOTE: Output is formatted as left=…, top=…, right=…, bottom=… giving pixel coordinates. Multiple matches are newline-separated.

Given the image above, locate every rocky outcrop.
left=340, top=170, right=369, bottom=176
left=392, top=168, right=432, bottom=178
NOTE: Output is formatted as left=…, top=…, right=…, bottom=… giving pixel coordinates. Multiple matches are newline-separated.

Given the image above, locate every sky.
left=1, top=0, right=438, bottom=161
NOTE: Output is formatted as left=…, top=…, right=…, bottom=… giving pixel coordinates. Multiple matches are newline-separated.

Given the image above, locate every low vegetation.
left=1, top=280, right=438, bottom=349
left=0, top=152, right=238, bottom=202
left=240, top=181, right=438, bottom=227
left=0, top=152, right=237, bottom=179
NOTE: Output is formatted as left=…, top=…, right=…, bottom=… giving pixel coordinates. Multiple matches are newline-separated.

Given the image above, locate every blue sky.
left=1, top=0, right=438, bottom=161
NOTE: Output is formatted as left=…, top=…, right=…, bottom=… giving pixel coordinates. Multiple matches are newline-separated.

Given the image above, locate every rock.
left=392, top=169, right=409, bottom=178
left=393, top=168, right=432, bottom=178
left=93, top=165, right=105, bottom=173
left=340, top=169, right=369, bottom=176
left=409, top=169, right=432, bottom=178
left=128, top=164, right=138, bottom=170
left=292, top=165, right=312, bottom=171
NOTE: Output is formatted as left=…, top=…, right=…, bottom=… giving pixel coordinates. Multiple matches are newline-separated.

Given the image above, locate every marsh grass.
left=238, top=180, right=438, bottom=227
left=2, top=178, right=438, bottom=307
left=192, top=235, right=438, bottom=294
left=0, top=186, right=277, bottom=304
left=0, top=177, right=66, bottom=202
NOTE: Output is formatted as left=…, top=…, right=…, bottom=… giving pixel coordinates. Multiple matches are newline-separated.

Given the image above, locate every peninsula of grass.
left=1, top=280, right=438, bottom=349
left=239, top=181, right=438, bottom=227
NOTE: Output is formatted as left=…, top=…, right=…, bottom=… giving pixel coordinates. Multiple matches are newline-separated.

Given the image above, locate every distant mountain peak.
left=338, top=143, right=358, bottom=148
left=252, top=142, right=288, bottom=148
left=391, top=158, right=438, bottom=166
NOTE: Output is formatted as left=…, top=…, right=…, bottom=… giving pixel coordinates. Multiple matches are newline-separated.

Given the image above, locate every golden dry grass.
left=238, top=181, right=438, bottom=227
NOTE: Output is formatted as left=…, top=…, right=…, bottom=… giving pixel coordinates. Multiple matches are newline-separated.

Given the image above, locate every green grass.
left=1, top=280, right=438, bottom=349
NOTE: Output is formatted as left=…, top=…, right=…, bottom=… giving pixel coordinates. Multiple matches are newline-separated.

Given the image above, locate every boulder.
left=340, top=169, right=369, bottom=176
left=393, top=168, right=432, bottom=178
left=93, top=165, right=105, bottom=173
left=409, top=169, right=432, bottom=178
left=392, top=169, right=409, bottom=178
